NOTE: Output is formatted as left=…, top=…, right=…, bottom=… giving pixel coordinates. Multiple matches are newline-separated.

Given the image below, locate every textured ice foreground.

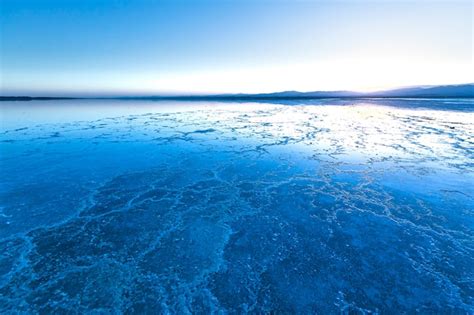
left=0, top=99, right=473, bottom=313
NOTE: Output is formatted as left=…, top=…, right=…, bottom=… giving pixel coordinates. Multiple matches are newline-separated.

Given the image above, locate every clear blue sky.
left=1, top=0, right=472, bottom=95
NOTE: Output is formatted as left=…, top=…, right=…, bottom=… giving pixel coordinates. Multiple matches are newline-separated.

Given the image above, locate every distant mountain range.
left=1, top=84, right=473, bottom=101
left=362, top=84, right=474, bottom=98
left=193, top=84, right=474, bottom=99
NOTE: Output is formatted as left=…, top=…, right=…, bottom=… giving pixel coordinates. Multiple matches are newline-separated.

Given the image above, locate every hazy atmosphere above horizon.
left=1, top=0, right=472, bottom=96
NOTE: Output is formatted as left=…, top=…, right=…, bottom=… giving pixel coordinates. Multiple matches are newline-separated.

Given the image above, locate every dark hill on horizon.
left=210, top=83, right=474, bottom=99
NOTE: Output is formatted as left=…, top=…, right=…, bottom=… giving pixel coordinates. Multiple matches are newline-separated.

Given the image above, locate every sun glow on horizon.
left=145, top=58, right=473, bottom=94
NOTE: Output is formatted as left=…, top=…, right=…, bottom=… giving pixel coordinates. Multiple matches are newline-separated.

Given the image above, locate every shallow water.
left=0, top=99, right=473, bottom=313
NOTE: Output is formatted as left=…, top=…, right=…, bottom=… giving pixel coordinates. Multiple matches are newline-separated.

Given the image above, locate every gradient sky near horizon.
left=0, top=0, right=473, bottom=95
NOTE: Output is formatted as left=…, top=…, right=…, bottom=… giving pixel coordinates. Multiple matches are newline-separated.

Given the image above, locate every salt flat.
left=0, top=99, right=473, bottom=313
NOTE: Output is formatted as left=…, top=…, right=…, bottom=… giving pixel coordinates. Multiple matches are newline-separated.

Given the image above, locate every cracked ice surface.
left=0, top=99, right=473, bottom=313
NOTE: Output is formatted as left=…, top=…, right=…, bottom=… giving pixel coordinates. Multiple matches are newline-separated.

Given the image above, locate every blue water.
left=0, top=99, right=473, bottom=313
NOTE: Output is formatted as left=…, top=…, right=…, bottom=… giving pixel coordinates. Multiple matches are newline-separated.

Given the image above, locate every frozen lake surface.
left=0, top=99, right=473, bottom=313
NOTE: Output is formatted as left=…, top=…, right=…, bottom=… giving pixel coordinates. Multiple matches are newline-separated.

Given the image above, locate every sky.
left=0, top=0, right=473, bottom=96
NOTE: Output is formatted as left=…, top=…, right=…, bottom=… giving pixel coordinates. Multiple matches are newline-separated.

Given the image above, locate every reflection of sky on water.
left=0, top=99, right=473, bottom=313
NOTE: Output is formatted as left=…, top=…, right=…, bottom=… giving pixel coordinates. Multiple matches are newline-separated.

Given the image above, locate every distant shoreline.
left=1, top=95, right=474, bottom=102
left=0, top=96, right=81, bottom=101
left=2, top=84, right=473, bottom=101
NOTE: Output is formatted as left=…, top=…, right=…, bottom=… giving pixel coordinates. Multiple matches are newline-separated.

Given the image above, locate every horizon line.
left=1, top=83, right=473, bottom=101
